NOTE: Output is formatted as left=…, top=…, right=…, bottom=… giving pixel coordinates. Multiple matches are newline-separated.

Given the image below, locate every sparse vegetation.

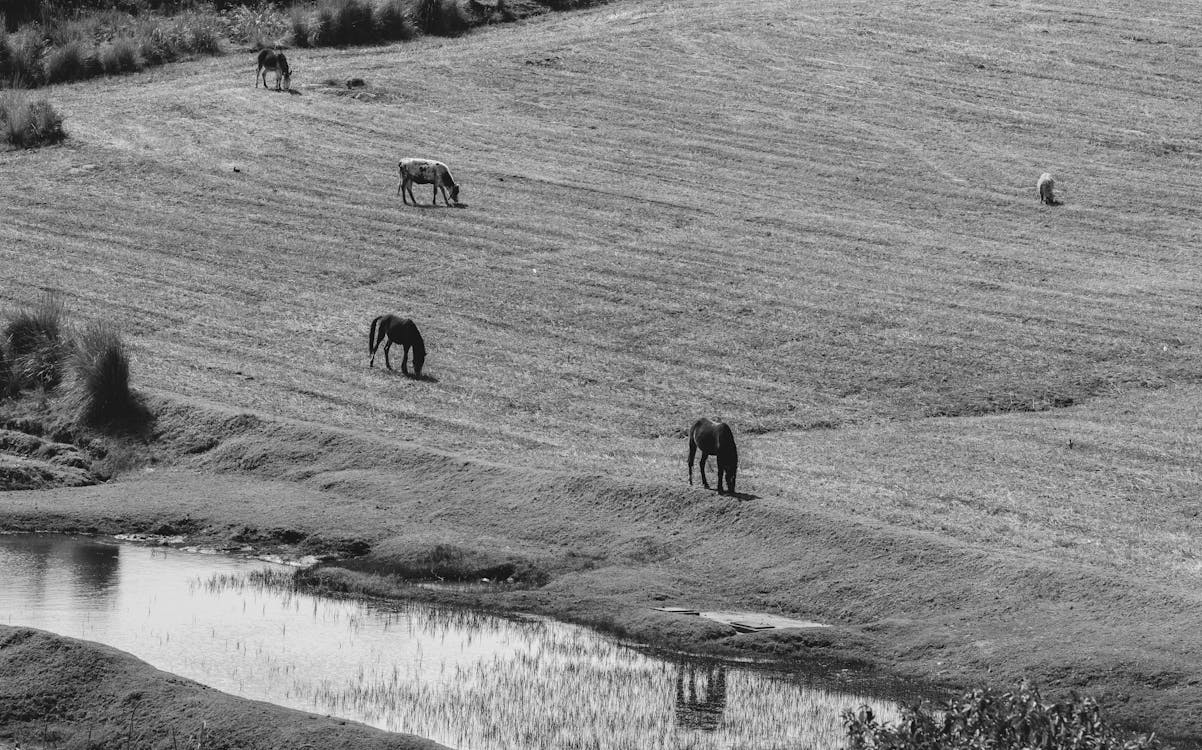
left=844, top=682, right=1164, bottom=750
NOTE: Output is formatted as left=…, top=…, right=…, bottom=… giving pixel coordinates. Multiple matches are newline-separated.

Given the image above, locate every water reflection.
left=675, top=663, right=728, bottom=732
left=0, top=534, right=898, bottom=750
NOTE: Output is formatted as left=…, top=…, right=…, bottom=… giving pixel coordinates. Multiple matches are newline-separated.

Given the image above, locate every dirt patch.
left=0, top=625, right=447, bottom=750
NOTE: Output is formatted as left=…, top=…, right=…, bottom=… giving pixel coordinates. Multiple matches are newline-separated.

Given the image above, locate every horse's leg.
left=687, top=437, right=697, bottom=485
left=401, top=343, right=411, bottom=375
left=383, top=339, right=393, bottom=370
left=699, top=453, right=711, bottom=489
left=431, top=185, right=437, bottom=206
left=716, top=464, right=726, bottom=495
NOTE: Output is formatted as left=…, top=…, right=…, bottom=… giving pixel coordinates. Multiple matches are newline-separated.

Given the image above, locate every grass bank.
left=0, top=0, right=599, bottom=89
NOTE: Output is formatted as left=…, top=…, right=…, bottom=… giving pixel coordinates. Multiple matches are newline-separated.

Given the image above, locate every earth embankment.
left=6, top=393, right=1202, bottom=742
left=0, top=625, right=448, bottom=750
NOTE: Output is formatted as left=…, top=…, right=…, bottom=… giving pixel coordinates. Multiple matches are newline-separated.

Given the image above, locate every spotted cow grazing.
left=397, top=158, right=461, bottom=207
left=1037, top=172, right=1057, bottom=205
left=256, top=48, right=291, bottom=91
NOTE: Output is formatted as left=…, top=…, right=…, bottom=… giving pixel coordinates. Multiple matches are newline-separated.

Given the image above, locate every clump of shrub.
left=374, top=1, right=415, bottom=42
left=71, top=321, right=137, bottom=427
left=98, top=37, right=142, bottom=75
left=412, top=0, right=470, bottom=37
left=3, top=293, right=70, bottom=393
left=1, top=30, right=46, bottom=87
left=292, top=0, right=465, bottom=47
left=0, top=91, right=65, bottom=149
left=45, top=40, right=88, bottom=83
left=844, top=681, right=1164, bottom=750
left=221, top=4, right=290, bottom=49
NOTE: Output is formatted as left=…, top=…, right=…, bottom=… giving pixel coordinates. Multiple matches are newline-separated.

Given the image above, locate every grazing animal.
left=346, top=78, right=366, bottom=89
left=256, top=48, right=291, bottom=91
left=397, top=158, right=461, bottom=206
left=687, top=418, right=739, bottom=495
left=1037, top=172, right=1056, bottom=205
left=368, top=314, right=426, bottom=377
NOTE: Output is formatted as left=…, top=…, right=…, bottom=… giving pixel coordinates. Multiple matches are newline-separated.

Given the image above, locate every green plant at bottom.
left=843, top=681, right=1164, bottom=750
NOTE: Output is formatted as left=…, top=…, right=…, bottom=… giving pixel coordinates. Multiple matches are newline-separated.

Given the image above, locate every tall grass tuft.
left=98, top=37, right=141, bottom=75
left=46, top=41, right=87, bottom=83
left=0, top=29, right=13, bottom=81
left=0, top=343, right=10, bottom=398
left=71, top=321, right=138, bottom=428
left=289, top=9, right=311, bottom=47
left=412, top=0, right=470, bottom=37
left=374, top=1, right=414, bottom=42
left=843, top=681, right=1164, bottom=750
left=3, top=293, right=70, bottom=393
left=2, top=31, right=45, bottom=87
left=334, top=0, right=375, bottom=46
left=0, top=91, right=65, bottom=150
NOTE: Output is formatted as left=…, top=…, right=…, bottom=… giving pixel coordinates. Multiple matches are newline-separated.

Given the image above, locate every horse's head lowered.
left=412, top=343, right=426, bottom=378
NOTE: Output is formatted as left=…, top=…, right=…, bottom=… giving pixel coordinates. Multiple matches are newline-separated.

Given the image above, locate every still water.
left=0, top=533, right=897, bottom=749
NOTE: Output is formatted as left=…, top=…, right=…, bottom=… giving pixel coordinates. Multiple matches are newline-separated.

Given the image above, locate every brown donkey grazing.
left=688, top=418, right=738, bottom=495
left=256, top=48, right=291, bottom=91
left=368, top=314, right=426, bottom=377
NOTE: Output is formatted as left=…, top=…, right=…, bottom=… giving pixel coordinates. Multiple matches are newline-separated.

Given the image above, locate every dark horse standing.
left=688, top=418, right=738, bottom=495
left=368, top=314, right=426, bottom=377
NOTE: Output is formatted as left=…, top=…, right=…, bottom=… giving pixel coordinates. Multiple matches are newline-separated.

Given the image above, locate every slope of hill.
left=3, top=0, right=1202, bottom=742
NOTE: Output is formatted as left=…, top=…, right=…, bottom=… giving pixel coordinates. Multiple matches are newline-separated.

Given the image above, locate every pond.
left=0, top=533, right=898, bottom=749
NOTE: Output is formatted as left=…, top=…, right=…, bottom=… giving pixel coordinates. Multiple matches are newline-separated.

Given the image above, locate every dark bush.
left=289, top=10, right=310, bottom=47
left=374, top=1, right=414, bottom=41
left=0, top=344, right=10, bottom=398
left=308, top=7, right=335, bottom=46
left=3, top=32, right=46, bottom=87
left=1, top=92, right=65, bottom=149
left=413, top=0, right=469, bottom=37
left=98, top=37, right=141, bottom=74
left=46, top=41, right=87, bottom=83
left=843, top=681, right=1164, bottom=750
left=334, top=0, right=374, bottom=45
left=72, top=321, right=136, bottom=427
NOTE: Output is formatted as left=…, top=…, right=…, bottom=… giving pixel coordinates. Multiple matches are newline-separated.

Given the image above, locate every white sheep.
left=397, top=158, right=461, bottom=206
left=1037, top=172, right=1056, bottom=205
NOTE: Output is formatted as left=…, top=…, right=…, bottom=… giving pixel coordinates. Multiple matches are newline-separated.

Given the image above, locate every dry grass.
left=3, top=292, right=70, bottom=391
left=1, top=0, right=1202, bottom=739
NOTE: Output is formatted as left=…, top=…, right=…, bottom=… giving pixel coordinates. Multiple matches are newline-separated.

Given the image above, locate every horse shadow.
left=286, top=89, right=302, bottom=97
left=395, top=371, right=438, bottom=383
left=701, top=488, right=758, bottom=502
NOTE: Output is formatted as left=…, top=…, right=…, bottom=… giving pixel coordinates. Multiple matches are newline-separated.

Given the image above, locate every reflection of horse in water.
left=674, top=663, right=728, bottom=732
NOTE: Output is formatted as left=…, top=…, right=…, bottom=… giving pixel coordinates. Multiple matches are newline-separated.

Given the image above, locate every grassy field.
left=3, top=0, right=1202, bottom=742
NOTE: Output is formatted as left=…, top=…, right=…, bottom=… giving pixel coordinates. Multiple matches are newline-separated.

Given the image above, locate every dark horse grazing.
left=368, top=314, right=426, bottom=377
left=687, top=418, right=738, bottom=495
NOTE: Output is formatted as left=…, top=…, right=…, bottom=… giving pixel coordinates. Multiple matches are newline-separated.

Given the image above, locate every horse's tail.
left=368, top=315, right=382, bottom=355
